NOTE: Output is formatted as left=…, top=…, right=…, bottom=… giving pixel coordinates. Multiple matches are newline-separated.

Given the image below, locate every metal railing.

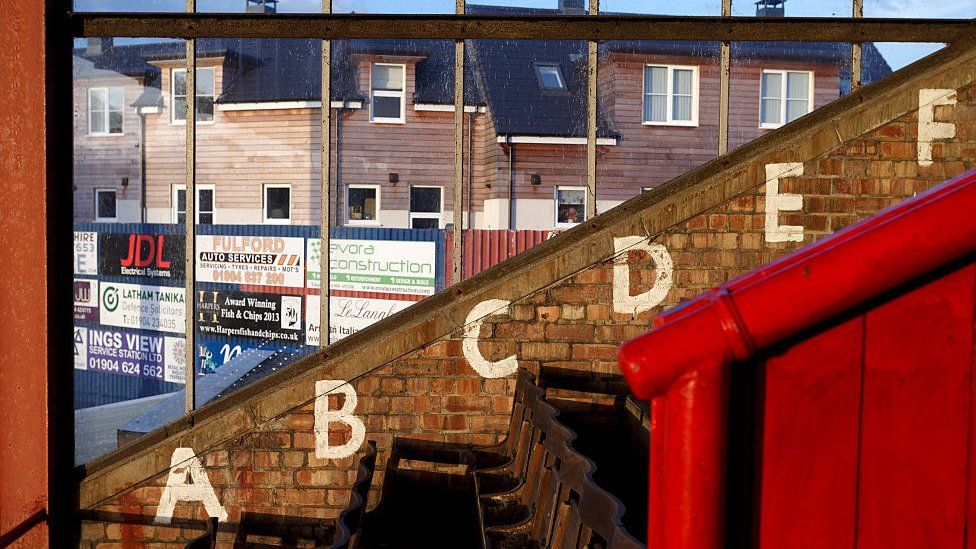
left=66, top=3, right=976, bottom=414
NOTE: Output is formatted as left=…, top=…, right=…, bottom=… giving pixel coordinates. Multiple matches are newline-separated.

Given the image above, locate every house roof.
left=72, top=5, right=892, bottom=137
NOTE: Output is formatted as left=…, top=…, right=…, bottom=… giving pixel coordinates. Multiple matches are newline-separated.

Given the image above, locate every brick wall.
left=77, top=38, right=976, bottom=546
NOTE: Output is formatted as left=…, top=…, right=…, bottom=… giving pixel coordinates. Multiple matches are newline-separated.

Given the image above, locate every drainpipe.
left=467, top=111, right=474, bottom=229
left=510, top=142, right=516, bottom=230
left=139, top=111, right=147, bottom=223
left=335, top=106, right=346, bottom=227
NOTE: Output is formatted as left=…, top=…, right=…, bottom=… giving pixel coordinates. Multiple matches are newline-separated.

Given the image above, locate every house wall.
left=134, top=53, right=841, bottom=231
left=73, top=63, right=145, bottom=223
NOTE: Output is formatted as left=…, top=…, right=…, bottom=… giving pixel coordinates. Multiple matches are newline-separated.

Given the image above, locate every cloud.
left=864, top=0, right=976, bottom=18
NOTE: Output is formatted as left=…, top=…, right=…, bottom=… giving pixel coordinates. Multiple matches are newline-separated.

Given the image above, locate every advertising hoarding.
left=305, top=294, right=414, bottom=346
left=196, top=235, right=305, bottom=288
left=99, top=282, right=186, bottom=335
left=98, top=232, right=185, bottom=279
left=307, top=238, right=436, bottom=296
left=197, top=290, right=303, bottom=344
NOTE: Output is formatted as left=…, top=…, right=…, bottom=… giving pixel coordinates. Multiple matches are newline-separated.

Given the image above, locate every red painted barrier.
left=618, top=168, right=976, bottom=548
left=445, top=229, right=555, bottom=285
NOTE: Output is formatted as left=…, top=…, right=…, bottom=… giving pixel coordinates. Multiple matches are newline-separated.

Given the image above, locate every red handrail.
left=618, top=168, right=976, bottom=548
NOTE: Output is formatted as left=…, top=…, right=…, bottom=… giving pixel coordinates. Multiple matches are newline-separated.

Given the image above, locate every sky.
left=74, top=0, right=976, bottom=70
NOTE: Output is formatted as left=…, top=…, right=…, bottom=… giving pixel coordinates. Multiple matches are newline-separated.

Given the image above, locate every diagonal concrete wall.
left=79, top=35, right=976, bottom=545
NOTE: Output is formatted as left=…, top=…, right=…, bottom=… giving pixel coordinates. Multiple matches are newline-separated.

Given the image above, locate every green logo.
left=102, top=286, right=120, bottom=312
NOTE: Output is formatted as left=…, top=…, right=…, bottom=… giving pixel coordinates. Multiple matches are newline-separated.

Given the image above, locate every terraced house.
left=73, top=1, right=890, bottom=230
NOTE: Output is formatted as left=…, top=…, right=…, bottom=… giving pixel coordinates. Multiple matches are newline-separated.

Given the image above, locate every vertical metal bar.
left=452, top=0, right=465, bottom=283
left=851, top=0, right=863, bottom=91
left=718, top=0, right=731, bottom=155
left=586, top=0, right=598, bottom=221
left=183, top=0, right=196, bottom=413
left=320, top=0, right=332, bottom=347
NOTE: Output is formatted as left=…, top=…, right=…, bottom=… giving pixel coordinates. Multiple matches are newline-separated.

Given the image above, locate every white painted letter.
left=314, top=380, right=367, bottom=459
left=764, top=163, right=805, bottom=243
left=612, top=236, right=674, bottom=316
left=155, top=448, right=228, bottom=525
left=918, top=88, right=957, bottom=167
left=463, top=299, right=518, bottom=379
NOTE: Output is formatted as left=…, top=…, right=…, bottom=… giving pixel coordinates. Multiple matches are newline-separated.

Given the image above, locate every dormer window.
left=370, top=63, right=406, bottom=123
left=536, top=64, right=566, bottom=91
left=171, top=67, right=215, bottom=124
left=643, top=64, right=698, bottom=127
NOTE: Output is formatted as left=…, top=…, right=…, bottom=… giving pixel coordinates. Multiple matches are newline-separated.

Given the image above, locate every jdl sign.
left=99, top=233, right=185, bottom=280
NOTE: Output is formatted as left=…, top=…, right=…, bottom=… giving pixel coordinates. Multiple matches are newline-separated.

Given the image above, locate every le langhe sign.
left=307, top=238, right=436, bottom=296
left=305, top=295, right=414, bottom=346
left=196, top=235, right=305, bottom=288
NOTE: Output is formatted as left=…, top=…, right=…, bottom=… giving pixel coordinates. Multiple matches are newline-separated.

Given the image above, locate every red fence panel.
left=446, top=230, right=555, bottom=285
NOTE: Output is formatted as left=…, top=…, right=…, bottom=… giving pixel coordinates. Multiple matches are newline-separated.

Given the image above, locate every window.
left=370, top=63, right=405, bottom=123
left=760, top=70, right=813, bottom=128
left=535, top=64, right=566, bottom=91
left=409, top=186, right=443, bottom=229
left=94, top=189, right=117, bottom=222
left=347, top=185, right=380, bottom=225
left=88, top=87, right=124, bottom=135
left=643, top=65, right=698, bottom=126
left=172, top=184, right=215, bottom=224
left=172, top=67, right=215, bottom=124
left=263, top=184, right=291, bottom=224
left=555, top=187, right=586, bottom=227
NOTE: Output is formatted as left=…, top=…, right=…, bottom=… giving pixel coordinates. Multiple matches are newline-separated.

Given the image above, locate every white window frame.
left=369, top=63, right=406, bottom=124
left=171, top=184, right=216, bottom=224
left=94, top=188, right=118, bottom=223
left=554, top=186, right=587, bottom=229
left=171, top=67, right=216, bottom=126
left=535, top=64, right=566, bottom=91
left=759, top=69, right=814, bottom=129
left=263, top=183, right=292, bottom=225
left=642, top=64, right=699, bottom=127
left=87, top=87, right=125, bottom=136
left=346, top=184, right=382, bottom=226
left=408, top=185, right=444, bottom=229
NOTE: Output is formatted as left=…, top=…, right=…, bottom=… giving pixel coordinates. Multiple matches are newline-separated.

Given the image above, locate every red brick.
left=431, top=377, right=456, bottom=395
left=536, top=306, right=561, bottom=321
left=510, top=303, right=536, bottom=320
left=520, top=342, right=571, bottom=360
left=586, top=304, right=610, bottom=321
left=444, top=395, right=491, bottom=412
left=571, top=344, right=618, bottom=359
left=544, top=324, right=595, bottom=341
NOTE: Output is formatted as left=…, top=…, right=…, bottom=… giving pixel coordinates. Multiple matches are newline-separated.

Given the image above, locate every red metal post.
left=656, top=359, right=730, bottom=549
left=0, top=0, right=51, bottom=545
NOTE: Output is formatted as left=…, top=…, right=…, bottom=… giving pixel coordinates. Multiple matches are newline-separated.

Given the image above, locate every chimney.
left=246, top=0, right=278, bottom=13
left=558, top=0, right=585, bottom=14
left=755, top=0, right=786, bottom=17
left=85, top=37, right=113, bottom=56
